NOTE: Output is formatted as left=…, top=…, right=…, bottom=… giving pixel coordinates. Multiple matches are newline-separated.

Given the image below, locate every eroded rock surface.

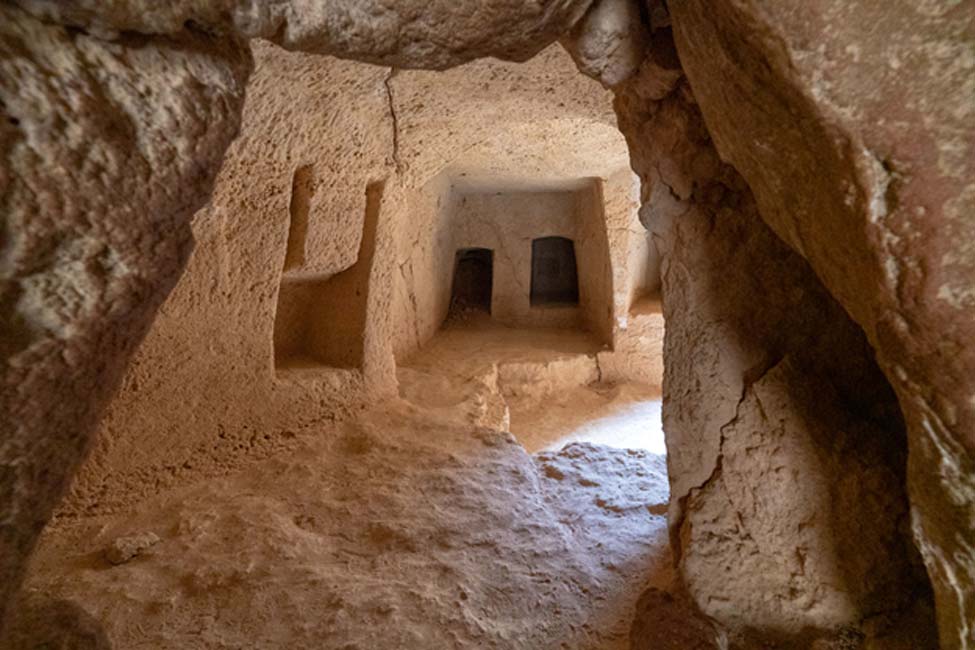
left=667, top=2, right=975, bottom=646
left=561, top=0, right=650, bottom=88
left=17, top=404, right=672, bottom=650
left=612, top=13, right=936, bottom=643
left=14, top=0, right=596, bottom=69
left=0, top=0, right=971, bottom=646
left=0, top=5, right=252, bottom=627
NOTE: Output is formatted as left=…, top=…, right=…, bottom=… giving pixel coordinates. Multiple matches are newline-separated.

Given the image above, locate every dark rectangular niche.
left=530, top=236, right=580, bottom=306
left=449, top=247, right=494, bottom=315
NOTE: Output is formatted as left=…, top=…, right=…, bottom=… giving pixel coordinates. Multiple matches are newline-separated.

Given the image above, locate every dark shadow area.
left=530, top=236, right=579, bottom=306
left=449, top=248, right=493, bottom=315
left=0, top=593, right=111, bottom=650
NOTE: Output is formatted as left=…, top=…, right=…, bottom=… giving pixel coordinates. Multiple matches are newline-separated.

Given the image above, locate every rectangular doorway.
left=450, top=248, right=494, bottom=315
left=530, top=236, right=579, bottom=306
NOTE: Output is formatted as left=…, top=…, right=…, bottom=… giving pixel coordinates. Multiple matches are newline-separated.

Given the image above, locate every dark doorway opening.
left=531, top=236, right=579, bottom=306
left=450, top=248, right=494, bottom=314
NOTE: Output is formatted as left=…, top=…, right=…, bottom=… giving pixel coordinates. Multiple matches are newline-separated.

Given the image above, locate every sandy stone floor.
left=510, top=383, right=664, bottom=454
left=399, top=318, right=666, bottom=454
left=8, top=323, right=717, bottom=650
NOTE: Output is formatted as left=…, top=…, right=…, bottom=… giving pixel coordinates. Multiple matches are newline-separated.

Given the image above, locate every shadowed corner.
left=1, top=592, right=111, bottom=650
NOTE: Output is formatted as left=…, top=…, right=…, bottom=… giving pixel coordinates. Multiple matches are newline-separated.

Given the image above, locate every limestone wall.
left=390, top=173, right=459, bottom=360
left=665, top=2, right=974, bottom=643
left=55, top=42, right=656, bottom=519
left=388, top=167, right=657, bottom=365
left=387, top=46, right=647, bottom=361
left=574, top=181, right=616, bottom=344
left=610, top=13, right=944, bottom=643
left=54, top=43, right=399, bottom=517
left=3, top=1, right=971, bottom=646
left=452, top=187, right=590, bottom=333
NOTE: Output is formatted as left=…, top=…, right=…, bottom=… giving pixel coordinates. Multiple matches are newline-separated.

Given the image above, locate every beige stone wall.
left=390, top=173, right=458, bottom=360
left=391, top=168, right=661, bottom=370
left=383, top=50, right=654, bottom=364
left=0, top=5, right=255, bottom=621
left=574, top=181, right=616, bottom=344
left=452, top=187, right=588, bottom=332
left=390, top=169, right=660, bottom=365
left=3, top=2, right=970, bottom=646
left=57, top=42, right=658, bottom=517
left=595, top=169, right=664, bottom=386
left=56, top=43, right=400, bottom=516
left=665, top=3, right=974, bottom=643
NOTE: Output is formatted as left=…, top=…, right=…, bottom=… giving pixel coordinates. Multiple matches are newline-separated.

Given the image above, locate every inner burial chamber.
left=400, top=177, right=666, bottom=456
left=449, top=248, right=494, bottom=314
left=421, top=180, right=619, bottom=343
left=530, top=236, right=580, bottom=306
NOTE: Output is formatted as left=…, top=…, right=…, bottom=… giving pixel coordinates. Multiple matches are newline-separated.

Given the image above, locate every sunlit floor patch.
left=508, top=382, right=665, bottom=454
left=398, top=319, right=667, bottom=457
